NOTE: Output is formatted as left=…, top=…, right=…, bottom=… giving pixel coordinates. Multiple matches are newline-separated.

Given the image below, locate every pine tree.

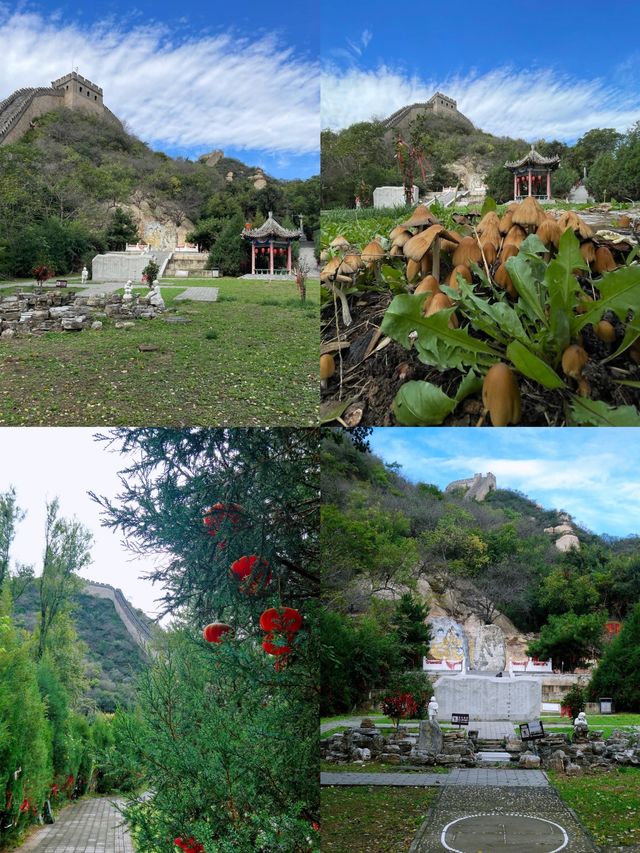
left=91, top=428, right=320, bottom=851
left=589, top=604, right=640, bottom=710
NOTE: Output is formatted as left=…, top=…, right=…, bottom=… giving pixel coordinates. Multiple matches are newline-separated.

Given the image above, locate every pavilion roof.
left=505, top=145, right=561, bottom=169
left=242, top=211, right=302, bottom=240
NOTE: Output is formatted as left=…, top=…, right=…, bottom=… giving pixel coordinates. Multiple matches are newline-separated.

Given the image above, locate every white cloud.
left=0, top=12, right=319, bottom=156
left=321, top=64, right=640, bottom=141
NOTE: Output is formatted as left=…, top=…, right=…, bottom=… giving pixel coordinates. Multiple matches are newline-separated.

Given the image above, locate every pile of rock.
left=321, top=719, right=476, bottom=768
left=537, top=729, right=640, bottom=774
left=0, top=289, right=163, bottom=338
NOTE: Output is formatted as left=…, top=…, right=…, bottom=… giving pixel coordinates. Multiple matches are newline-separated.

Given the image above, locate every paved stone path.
left=409, top=786, right=596, bottom=852
left=475, top=721, right=516, bottom=739
left=174, top=286, right=218, bottom=301
left=321, top=768, right=548, bottom=788
left=17, top=796, right=133, bottom=852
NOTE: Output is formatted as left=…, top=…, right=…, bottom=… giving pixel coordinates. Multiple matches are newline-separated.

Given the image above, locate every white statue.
left=573, top=711, right=588, bottom=733
left=81, top=266, right=89, bottom=285
left=427, top=696, right=439, bottom=722
left=123, top=280, right=133, bottom=302
left=149, top=282, right=165, bottom=310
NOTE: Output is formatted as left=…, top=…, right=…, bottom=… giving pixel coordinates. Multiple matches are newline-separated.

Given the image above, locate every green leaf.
left=319, top=398, right=352, bottom=424
left=602, top=320, right=640, bottom=364
left=557, top=227, right=588, bottom=273
left=505, top=254, right=547, bottom=326
left=393, top=370, right=482, bottom=425
left=507, top=340, right=566, bottom=389
left=519, top=233, right=548, bottom=257
left=569, top=397, right=640, bottom=426
left=480, top=197, right=497, bottom=216
left=381, top=294, right=497, bottom=371
left=393, top=381, right=458, bottom=425
left=576, top=264, right=640, bottom=330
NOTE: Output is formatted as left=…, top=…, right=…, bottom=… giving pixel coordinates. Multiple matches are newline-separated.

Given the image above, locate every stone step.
left=477, top=751, right=513, bottom=763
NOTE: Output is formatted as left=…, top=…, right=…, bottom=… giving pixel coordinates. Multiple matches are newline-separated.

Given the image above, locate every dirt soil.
left=321, top=288, right=640, bottom=427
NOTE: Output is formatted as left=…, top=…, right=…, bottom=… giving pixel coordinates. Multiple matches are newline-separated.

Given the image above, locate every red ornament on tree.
left=261, top=633, right=292, bottom=656
left=203, top=622, right=233, bottom=643
left=175, top=838, right=205, bottom=853
left=230, top=555, right=271, bottom=594
left=203, top=502, right=244, bottom=536
left=259, top=606, right=302, bottom=634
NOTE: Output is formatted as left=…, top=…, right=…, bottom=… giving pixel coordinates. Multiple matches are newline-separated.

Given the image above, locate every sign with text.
left=451, top=713, right=470, bottom=727
left=520, top=720, right=545, bottom=741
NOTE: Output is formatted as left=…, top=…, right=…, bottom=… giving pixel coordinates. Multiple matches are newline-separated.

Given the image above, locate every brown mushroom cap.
left=449, top=265, right=472, bottom=288
left=415, top=275, right=440, bottom=295
left=390, top=228, right=413, bottom=248
left=499, top=210, right=514, bottom=234
left=403, top=224, right=447, bottom=262
left=536, top=219, right=562, bottom=248
left=480, top=242, right=497, bottom=265
left=500, top=243, right=519, bottom=263
left=580, top=241, right=597, bottom=265
left=330, top=235, right=351, bottom=250
left=320, top=256, right=341, bottom=281
left=505, top=225, right=527, bottom=247
left=320, top=353, right=335, bottom=382
left=594, top=320, right=616, bottom=343
left=561, top=344, right=589, bottom=380
left=339, top=254, right=363, bottom=275
left=494, top=263, right=517, bottom=298
left=512, top=197, right=545, bottom=229
left=399, top=205, right=438, bottom=229
left=593, top=246, right=617, bottom=274
left=423, top=291, right=458, bottom=327
left=452, top=236, right=482, bottom=267
left=406, top=258, right=422, bottom=283
left=482, top=363, right=521, bottom=426
left=361, top=240, right=385, bottom=265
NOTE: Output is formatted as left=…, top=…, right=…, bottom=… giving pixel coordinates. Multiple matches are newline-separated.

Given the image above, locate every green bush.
left=387, top=671, right=433, bottom=718
left=589, top=604, right=640, bottom=710
left=561, top=684, right=586, bottom=718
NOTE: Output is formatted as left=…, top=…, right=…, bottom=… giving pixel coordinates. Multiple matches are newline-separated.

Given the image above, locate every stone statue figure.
left=81, top=266, right=89, bottom=285
left=427, top=696, right=439, bottom=722
left=149, top=282, right=165, bottom=310
left=123, top=280, right=133, bottom=302
left=573, top=711, right=588, bottom=734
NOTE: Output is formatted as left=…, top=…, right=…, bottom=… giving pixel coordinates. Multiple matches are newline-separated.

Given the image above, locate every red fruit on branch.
left=259, top=607, right=302, bottom=634
left=203, top=622, right=233, bottom=643
left=261, top=633, right=292, bottom=656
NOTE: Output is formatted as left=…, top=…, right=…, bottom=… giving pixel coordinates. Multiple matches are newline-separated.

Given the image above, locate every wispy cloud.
left=369, top=428, right=640, bottom=537
left=0, top=11, right=320, bottom=156
left=321, top=64, right=640, bottom=141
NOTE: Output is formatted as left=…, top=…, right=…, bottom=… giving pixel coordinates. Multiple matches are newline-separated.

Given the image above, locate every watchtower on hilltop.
left=51, top=71, right=105, bottom=114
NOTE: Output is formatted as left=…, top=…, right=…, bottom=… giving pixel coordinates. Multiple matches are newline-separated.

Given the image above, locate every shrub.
left=141, top=260, right=159, bottom=285
left=561, top=684, right=586, bottom=719
left=380, top=693, right=418, bottom=729
left=387, top=671, right=432, bottom=718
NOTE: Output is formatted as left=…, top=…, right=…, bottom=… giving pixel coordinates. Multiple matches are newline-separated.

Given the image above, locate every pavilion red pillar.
left=528, top=168, right=532, bottom=197
left=269, top=241, right=274, bottom=276
left=546, top=170, right=551, bottom=200
left=287, top=243, right=292, bottom=274
left=251, top=241, right=255, bottom=275
left=513, top=174, right=517, bottom=200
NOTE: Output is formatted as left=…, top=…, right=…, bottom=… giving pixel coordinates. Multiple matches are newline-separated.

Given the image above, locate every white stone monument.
left=373, top=185, right=419, bottom=208
left=434, top=674, right=541, bottom=722
left=149, top=283, right=165, bottom=310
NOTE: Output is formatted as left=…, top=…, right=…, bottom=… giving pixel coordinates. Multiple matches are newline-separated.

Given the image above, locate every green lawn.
left=0, top=277, right=318, bottom=425
left=321, top=727, right=350, bottom=739
left=550, top=768, right=640, bottom=848
left=542, top=714, right=640, bottom=727
left=321, top=786, right=438, bottom=853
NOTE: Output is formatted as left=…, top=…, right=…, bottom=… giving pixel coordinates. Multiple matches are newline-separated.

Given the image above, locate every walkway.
left=409, top=786, right=597, bottom=852
left=321, top=768, right=548, bottom=788
left=17, top=796, right=134, bottom=852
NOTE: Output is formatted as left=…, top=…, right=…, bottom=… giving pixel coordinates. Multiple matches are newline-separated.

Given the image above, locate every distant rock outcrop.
left=544, top=514, right=580, bottom=551
left=445, top=472, right=496, bottom=501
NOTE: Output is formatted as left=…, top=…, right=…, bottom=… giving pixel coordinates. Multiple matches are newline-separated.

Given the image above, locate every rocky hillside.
left=13, top=579, right=154, bottom=711
left=321, top=434, right=639, bottom=671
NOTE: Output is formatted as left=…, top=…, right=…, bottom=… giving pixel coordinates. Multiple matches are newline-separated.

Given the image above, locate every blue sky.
left=369, top=428, right=640, bottom=538
left=321, top=0, right=640, bottom=141
left=0, top=1, right=319, bottom=178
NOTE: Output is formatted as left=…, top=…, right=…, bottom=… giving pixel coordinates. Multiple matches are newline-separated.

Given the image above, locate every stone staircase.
left=0, top=87, right=63, bottom=143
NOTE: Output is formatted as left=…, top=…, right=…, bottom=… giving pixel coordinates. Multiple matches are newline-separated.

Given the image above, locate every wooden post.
left=287, top=242, right=292, bottom=274
left=513, top=173, right=517, bottom=200
left=546, top=170, right=551, bottom=200
left=528, top=168, right=532, bottom=197
left=251, top=241, right=255, bottom=275
left=269, top=241, right=274, bottom=276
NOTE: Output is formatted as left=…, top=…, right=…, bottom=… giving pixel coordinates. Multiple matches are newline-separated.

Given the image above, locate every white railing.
left=509, top=658, right=553, bottom=673
left=423, top=658, right=464, bottom=673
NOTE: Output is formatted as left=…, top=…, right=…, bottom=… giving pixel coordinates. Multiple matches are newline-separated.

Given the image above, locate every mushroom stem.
left=432, top=237, right=441, bottom=281
left=325, top=282, right=353, bottom=327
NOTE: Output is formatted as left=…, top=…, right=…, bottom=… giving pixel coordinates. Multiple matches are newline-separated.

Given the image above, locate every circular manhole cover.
left=442, top=813, right=568, bottom=853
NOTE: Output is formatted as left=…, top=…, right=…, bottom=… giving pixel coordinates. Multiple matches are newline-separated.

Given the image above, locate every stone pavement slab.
left=17, top=796, right=134, bottom=852
left=174, top=286, right=218, bottom=301
left=475, top=721, right=516, bottom=739
left=321, top=769, right=548, bottom=788
left=410, top=786, right=597, bottom=852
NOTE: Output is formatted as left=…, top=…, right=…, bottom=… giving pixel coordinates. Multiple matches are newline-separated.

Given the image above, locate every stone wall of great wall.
left=445, top=472, right=497, bottom=501
left=83, top=580, right=153, bottom=650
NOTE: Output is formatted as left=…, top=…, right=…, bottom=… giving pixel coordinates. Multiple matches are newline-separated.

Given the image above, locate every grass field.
left=0, top=277, right=318, bottom=426
left=321, top=786, right=438, bottom=853
left=550, top=768, right=640, bottom=848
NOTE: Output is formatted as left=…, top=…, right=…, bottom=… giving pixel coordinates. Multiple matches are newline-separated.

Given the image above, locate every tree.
left=419, top=506, right=488, bottom=584
left=569, top=128, right=622, bottom=174
left=0, top=488, right=25, bottom=587
left=380, top=693, right=418, bottom=729
left=89, top=428, right=319, bottom=849
left=36, top=499, right=92, bottom=660
left=392, top=594, right=431, bottom=667
left=105, top=207, right=139, bottom=251
left=561, top=684, right=586, bottom=718
left=207, top=213, right=249, bottom=277
left=527, top=611, right=606, bottom=671
left=589, top=604, right=640, bottom=710
left=483, top=165, right=514, bottom=203
left=551, top=165, right=580, bottom=199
